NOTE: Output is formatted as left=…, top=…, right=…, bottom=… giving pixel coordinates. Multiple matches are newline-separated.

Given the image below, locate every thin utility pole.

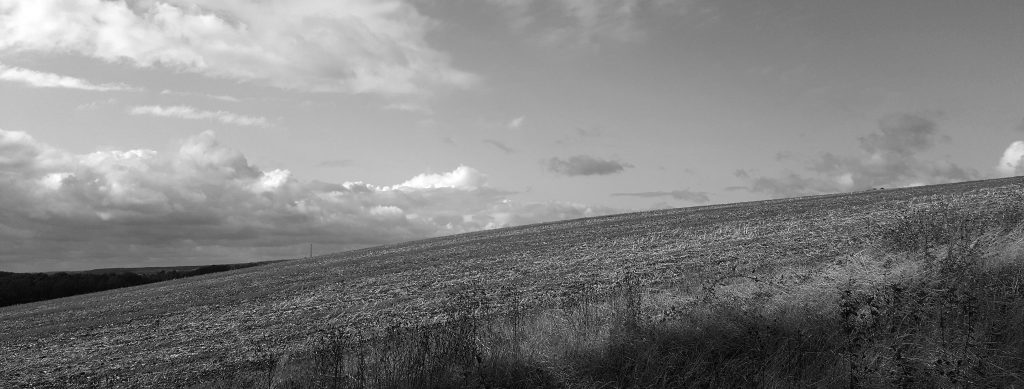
left=309, top=243, right=313, bottom=259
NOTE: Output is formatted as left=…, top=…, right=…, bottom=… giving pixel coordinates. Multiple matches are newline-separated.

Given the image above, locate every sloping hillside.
left=3, top=177, right=1023, bottom=388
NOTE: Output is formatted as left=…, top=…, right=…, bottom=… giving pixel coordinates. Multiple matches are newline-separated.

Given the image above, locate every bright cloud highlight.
left=997, top=141, right=1024, bottom=177
left=394, top=166, right=488, bottom=190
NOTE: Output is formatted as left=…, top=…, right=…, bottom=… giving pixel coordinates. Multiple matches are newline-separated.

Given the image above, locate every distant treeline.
left=0, top=262, right=276, bottom=308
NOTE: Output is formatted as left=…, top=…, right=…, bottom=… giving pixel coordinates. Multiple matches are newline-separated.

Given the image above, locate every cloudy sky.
left=0, top=0, right=1022, bottom=272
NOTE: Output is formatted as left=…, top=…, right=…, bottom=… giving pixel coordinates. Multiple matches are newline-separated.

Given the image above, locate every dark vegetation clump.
left=0, top=262, right=274, bottom=307
left=196, top=201, right=1024, bottom=388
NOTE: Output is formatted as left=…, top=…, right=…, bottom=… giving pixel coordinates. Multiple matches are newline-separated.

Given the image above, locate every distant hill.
left=0, top=260, right=285, bottom=308
left=60, top=265, right=241, bottom=275
left=65, top=261, right=287, bottom=275
left=2, top=176, right=1024, bottom=388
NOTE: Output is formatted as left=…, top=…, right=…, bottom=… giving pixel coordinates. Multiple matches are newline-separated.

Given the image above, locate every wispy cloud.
left=576, top=127, right=603, bottom=138
left=545, top=155, right=632, bottom=176
left=487, top=0, right=696, bottom=47
left=555, top=127, right=605, bottom=146
left=383, top=102, right=434, bottom=115
left=75, top=98, right=119, bottom=111
left=508, top=116, right=526, bottom=129
left=0, top=64, right=136, bottom=91
left=611, top=189, right=710, bottom=204
left=483, top=139, right=516, bottom=154
left=130, top=105, right=269, bottom=127
left=0, top=0, right=476, bottom=95
left=318, top=159, right=355, bottom=168
left=160, top=90, right=240, bottom=102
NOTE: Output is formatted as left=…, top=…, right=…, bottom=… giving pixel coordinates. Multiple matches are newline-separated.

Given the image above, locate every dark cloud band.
left=545, top=155, right=632, bottom=176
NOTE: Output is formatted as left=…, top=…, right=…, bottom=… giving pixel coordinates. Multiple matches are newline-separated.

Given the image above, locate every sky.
left=0, top=0, right=1022, bottom=272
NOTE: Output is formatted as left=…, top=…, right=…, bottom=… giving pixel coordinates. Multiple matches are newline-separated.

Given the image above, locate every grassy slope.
left=2, top=177, right=1023, bottom=388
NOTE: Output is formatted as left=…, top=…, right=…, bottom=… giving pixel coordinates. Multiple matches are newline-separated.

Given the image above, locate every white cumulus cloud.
left=0, top=0, right=477, bottom=95
left=0, top=128, right=614, bottom=271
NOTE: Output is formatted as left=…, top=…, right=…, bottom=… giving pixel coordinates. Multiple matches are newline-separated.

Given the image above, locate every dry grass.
left=3, top=177, right=1024, bottom=387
